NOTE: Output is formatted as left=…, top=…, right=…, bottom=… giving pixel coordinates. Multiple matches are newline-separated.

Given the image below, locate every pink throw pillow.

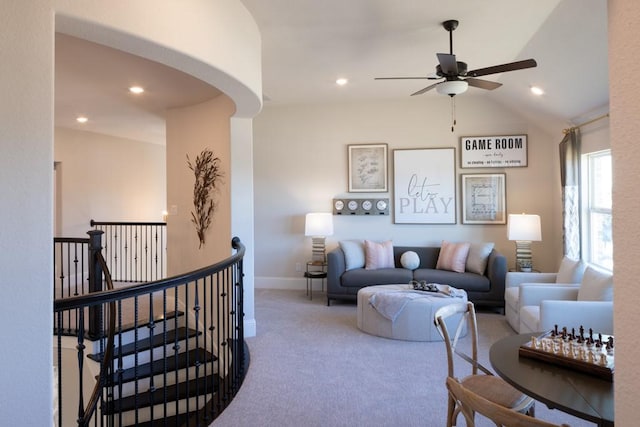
left=436, top=241, right=471, bottom=273
left=364, top=240, right=395, bottom=270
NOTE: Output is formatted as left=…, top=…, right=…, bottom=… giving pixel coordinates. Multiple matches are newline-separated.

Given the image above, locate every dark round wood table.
left=489, top=333, right=614, bottom=426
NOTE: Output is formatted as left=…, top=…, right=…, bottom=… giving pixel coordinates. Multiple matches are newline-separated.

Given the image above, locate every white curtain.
left=559, top=128, right=581, bottom=259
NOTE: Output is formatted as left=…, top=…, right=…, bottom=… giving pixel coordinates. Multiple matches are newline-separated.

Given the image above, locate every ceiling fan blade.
left=437, top=53, right=458, bottom=75
left=374, top=76, right=430, bottom=80
left=465, top=78, right=502, bottom=90
left=467, top=58, right=537, bottom=77
left=410, top=82, right=439, bottom=96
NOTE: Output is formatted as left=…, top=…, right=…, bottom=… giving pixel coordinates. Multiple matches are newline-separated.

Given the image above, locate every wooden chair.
left=434, top=301, right=536, bottom=427
left=446, top=377, right=570, bottom=427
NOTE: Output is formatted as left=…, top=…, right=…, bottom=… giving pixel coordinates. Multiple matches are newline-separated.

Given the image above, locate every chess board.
left=519, top=327, right=614, bottom=382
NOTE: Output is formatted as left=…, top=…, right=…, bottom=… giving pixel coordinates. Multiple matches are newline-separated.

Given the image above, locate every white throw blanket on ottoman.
left=357, top=284, right=468, bottom=342
left=369, top=285, right=465, bottom=321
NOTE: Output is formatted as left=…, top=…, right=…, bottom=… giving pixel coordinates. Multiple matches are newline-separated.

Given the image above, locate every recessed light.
left=129, top=86, right=145, bottom=94
left=530, top=86, right=544, bottom=96
left=76, top=116, right=88, bottom=123
left=336, top=78, right=348, bottom=86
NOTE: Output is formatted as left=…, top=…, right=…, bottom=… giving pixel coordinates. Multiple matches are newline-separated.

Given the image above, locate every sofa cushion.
left=556, top=256, right=585, bottom=283
left=364, top=240, right=395, bottom=270
left=400, top=251, right=420, bottom=270
left=339, top=240, right=365, bottom=271
left=577, top=267, right=613, bottom=301
left=413, top=269, right=490, bottom=292
left=436, top=241, right=471, bottom=273
left=466, top=242, right=494, bottom=275
left=341, top=268, right=413, bottom=288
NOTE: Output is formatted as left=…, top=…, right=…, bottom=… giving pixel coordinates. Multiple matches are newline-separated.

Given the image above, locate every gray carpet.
left=212, top=289, right=594, bottom=427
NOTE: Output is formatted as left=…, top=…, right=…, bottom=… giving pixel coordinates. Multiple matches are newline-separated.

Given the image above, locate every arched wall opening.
left=53, top=1, right=261, bottom=339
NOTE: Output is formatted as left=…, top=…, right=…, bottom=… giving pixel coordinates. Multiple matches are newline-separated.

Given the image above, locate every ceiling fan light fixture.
left=436, top=80, right=468, bottom=96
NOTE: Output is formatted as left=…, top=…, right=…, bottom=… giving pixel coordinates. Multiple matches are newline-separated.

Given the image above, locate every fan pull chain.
left=450, top=95, right=457, bottom=132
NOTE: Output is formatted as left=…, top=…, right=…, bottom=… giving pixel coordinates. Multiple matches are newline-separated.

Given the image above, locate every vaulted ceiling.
left=54, top=0, right=608, bottom=144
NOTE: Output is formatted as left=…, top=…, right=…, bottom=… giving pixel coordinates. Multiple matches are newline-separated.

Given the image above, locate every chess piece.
left=599, top=353, right=608, bottom=366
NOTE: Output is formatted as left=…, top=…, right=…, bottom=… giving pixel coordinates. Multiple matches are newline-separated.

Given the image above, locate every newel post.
left=87, top=230, right=104, bottom=340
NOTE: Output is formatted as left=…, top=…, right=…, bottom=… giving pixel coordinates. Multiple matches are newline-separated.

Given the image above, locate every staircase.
left=88, top=308, right=223, bottom=426
left=54, top=233, right=247, bottom=427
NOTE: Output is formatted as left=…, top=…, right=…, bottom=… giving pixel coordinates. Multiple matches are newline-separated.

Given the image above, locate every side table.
left=304, top=261, right=326, bottom=300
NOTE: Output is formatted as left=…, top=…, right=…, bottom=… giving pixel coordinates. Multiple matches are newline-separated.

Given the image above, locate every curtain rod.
left=563, top=113, right=609, bottom=134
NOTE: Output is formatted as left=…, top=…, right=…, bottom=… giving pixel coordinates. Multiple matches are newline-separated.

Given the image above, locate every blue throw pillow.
left=339, top=240, right=365, bottom=270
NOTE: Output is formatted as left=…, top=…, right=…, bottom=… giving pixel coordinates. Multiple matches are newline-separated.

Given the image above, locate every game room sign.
left=460, top=135, right=528, bottom=168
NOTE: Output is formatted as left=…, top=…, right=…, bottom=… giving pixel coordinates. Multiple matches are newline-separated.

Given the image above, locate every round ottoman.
left=357, top=284, right=468, bottom=341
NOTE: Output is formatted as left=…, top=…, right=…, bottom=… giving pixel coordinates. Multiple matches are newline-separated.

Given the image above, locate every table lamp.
left=507, top=213, right=542, bottom=271
left=305, top=212, right=334, bottom=263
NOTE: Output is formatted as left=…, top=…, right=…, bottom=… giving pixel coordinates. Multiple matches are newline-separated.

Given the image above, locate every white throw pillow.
left=577, top=266, right=613, bottom=301
left=339, top=240, right=365, bottom=270
left=465, top=242, right=494, bottom=275
left=364, top=240, right=395, bottom=270
left=556, top=256, right=586, bottom=283
left=400, top=251, right=420, bottom=270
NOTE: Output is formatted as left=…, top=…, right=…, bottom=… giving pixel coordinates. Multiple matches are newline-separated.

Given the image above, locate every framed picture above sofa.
left=347, top=143, right=388, bottom=192
left=393, top=147, right=456, bottom=224
left=461, top=173, right=506, bottom=224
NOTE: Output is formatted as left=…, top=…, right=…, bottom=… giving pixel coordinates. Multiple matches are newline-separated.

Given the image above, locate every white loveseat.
left=506, top=259, right=613, bottom=335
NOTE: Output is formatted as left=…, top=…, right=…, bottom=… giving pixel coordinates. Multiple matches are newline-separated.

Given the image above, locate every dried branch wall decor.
left=187, top=148, right=224, bottom=248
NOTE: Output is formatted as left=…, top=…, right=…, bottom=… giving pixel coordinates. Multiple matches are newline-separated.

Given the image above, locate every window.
left=582, top=150, right=612, bottom=270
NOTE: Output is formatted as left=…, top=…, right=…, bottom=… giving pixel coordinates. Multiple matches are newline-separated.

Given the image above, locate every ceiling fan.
left=375, top=19, right=537, bottom=97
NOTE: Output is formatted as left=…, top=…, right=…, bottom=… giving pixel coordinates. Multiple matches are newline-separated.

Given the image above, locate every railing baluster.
left=76, top=309, right=86, bottom=425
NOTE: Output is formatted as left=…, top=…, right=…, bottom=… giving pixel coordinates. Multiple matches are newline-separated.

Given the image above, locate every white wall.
left=609, top=0, right=640, bottom=423
left=253, top=95, right=564, bottom=290
left=54, top=127, right=167, bottom=237
left=231, top=117, right=257, bottom=336
left=166, top=95, right=234, bottom=275
left=0, top=4, right=54, bottom=426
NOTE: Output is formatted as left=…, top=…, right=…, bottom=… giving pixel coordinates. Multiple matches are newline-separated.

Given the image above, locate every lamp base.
left=514, top=240, right=533, bottom=272
left=311, top=236, right=327, bottom=263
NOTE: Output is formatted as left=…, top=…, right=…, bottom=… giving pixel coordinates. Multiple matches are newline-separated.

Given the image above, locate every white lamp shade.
left=436, top=80, right=469, bottom=96
left=507, top=214, right=542, bottom=241
left=305, top=213, right=334, bottom=237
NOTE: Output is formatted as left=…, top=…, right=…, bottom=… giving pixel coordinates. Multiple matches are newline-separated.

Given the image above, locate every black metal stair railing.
left=91, top=219, right=167, bottom=283
left=54, top=234, right=247, bottom=427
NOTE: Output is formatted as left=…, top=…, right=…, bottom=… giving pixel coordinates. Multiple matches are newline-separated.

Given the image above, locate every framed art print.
left=393, top=147, right=456, bottom=224
left=461, top=173, right=506, bottom=224
left=348, top=143, right=388, bottom=192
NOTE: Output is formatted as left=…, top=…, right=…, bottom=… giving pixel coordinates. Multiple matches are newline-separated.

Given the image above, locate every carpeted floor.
left=212, top=289, right=595, bottom=427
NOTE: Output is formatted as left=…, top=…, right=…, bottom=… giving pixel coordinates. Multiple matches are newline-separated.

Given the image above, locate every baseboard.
left=255, top=276, right=308, bottom=291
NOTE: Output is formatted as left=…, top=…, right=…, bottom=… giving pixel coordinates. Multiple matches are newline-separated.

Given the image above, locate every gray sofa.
left=326, top=245, right=507, bottom=310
